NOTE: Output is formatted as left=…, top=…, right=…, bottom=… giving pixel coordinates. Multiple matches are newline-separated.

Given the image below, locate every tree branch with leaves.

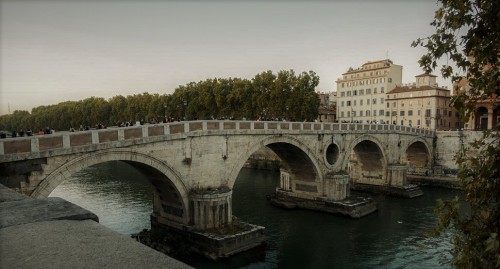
left=413, top=0, right=499, bottom=268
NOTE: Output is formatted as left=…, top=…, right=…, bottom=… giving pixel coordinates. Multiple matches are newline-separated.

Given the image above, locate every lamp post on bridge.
left=183, top=100, right=188, bottom=121
left=163, top=103, right=167, bottom=122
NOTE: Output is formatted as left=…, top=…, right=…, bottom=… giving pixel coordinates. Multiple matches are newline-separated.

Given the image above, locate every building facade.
left=317, top=108, right=336, bottom=122
left=336, top=59, right=402, bottom=123
left=386, top=74, right=459, bottom=130
left=455, top=78, right=499, bottom=130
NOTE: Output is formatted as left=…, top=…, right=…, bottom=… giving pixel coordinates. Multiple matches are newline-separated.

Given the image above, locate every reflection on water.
left=50, top=161, right=153, bottom=235
left=50, top=161, right=457, bottom=269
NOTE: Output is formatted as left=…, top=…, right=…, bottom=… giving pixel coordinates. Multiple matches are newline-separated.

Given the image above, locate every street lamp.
left=183, top=100, right=188, bottom=121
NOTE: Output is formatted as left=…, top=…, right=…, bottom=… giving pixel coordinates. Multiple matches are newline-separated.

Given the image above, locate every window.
left=381, top=87, right=385, bottom=93
left=366, top=110, right=371, bottom=116
left=425, top=119, right=430, bottom=127
left=401, top=120, right=404, bottom=125
left=373, top=98, right=377, bottom=104
left=379, top=109, right=384, bottom=116
left=387, top=102, right=389, bottom=108
left=400, top=111, right=405, bottom=116
left=347, top=111, right=350, bottom=117
left=352, top=111, right=356, bottom=117
left=373, top=110, right=377, bottom=116
left=381, top=98, right=384, bottom=103
left=360, top=100, right=363, bottom=106
left=392, top=111, right=397, bottom=116
left=425, top=109, right=431, bottom=117
left=366, top=89, right=371, bottom=94
left=354, top=100, right=357, bottom=106
left=436, top=109, right=441, bottom=116
left=347, top=91, right=351, bottom=96
left=418, top=110, right=421, bottom=116
left=360, top=89, right=364, bottom=95
left=393, top=102, right=396, bottom=107
left=360, top=111, right=363, bottom=116
left=417, top=119, right=421, bottom=126
left=341, top=112, right=344, bottom=117
left=408, top=110, right=413, bottom=116
left=401, top=102, right=404, bottom=107
left=341, top=92, right=345, bottom=97
left=388, top=78, right=392, bottom=83
left=385, top=111, right=390, bottom=117
left=354, top=90, right=357, bottom=95
left=374, top=88, right=378, bottom=94
left=342, top=83, right=345, bottom=88
left=367, top=99, right=370, bottom=105
left=347, top=101, right=351, bottom=106
left=341, top=101, right=344, bottom=107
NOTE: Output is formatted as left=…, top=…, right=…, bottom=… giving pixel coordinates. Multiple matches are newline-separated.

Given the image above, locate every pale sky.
left=0, top=0, right=445, bottom=115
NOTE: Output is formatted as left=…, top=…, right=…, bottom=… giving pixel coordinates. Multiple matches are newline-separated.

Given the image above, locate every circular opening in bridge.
left=325, top=143, right=339, bottom=165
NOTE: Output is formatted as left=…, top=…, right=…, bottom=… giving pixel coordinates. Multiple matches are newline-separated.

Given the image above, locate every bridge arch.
left=226, top=135, right=323, bottom=190
left=405, top=138, right=432, bottom=169
left=31, top=149, right=190, bottom=225
left=348, top=135, right=387, bottom=184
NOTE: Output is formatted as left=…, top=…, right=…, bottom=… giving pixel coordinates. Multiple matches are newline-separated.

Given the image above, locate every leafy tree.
left=0, top=69, right=320, bottom=132
left=412, top=0, right=499, bottom=268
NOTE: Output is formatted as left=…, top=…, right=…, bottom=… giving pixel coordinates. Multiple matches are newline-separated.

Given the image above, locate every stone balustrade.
left=0, top=120, right=435, bottom=159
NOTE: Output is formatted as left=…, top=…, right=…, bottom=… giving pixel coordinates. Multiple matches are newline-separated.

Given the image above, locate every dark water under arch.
left=50, top=161, right=456, bottom=269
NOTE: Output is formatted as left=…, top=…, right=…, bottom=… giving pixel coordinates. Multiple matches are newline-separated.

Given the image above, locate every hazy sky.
left=0, top=0, right=444, bottom=115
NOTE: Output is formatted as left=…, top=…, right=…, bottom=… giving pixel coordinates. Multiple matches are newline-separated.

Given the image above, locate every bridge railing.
left=0, top=121, right=434, bottom=157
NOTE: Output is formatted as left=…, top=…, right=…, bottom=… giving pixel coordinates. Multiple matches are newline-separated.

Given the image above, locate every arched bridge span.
left=0, top=120, right=435, bottom=230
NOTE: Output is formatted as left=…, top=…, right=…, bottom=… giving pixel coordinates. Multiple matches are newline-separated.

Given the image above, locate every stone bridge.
left=0, top=120, right=434, bottom=231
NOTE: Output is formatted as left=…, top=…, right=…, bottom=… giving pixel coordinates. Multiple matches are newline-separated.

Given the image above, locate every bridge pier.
left=351, top=164, right=424, bottom=198
left=189, top=188, right=232, bottom=230
left=150, top=187, right=266, bottom=261
left=269, top=170, right=376, bottom=218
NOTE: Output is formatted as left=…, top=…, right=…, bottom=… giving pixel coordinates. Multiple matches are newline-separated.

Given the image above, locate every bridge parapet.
left=0, top=120, right=434, bottom=162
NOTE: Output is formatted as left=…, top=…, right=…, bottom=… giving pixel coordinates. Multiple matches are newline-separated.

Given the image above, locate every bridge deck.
left=0, top=120, right=434, bottom=161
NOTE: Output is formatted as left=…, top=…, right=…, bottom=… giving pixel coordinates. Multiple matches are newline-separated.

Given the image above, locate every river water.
left=49, top=161, right=457, bottom=269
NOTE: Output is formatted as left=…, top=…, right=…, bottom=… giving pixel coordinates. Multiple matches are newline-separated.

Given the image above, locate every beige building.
left=386, top=74, right=459, bottom=130
left=336, top=59, right=403, bottom=123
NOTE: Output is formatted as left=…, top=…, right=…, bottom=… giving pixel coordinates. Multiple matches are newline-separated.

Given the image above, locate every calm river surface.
left=49, top=161, right=457, bottom=269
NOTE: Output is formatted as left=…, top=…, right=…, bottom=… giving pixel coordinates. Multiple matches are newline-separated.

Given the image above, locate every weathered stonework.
left=0, top=121, right=435, bottom=230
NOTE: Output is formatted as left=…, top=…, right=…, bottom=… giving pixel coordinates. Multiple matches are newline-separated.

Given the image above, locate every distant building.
left=386, top=73, right=459, bottom=130
left=336, top=59, right=402, bottom=123
left=329, top=92, right=337, bottom=108
left=455, top=77, right=499, bottom=130
left=317, top=108, right=336, bottom=122
left=317, top=91, right=332, bottom=108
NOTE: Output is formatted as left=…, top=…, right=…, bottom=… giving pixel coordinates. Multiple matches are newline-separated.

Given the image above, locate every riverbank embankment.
left=0, top=184, right=192, bottom=269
